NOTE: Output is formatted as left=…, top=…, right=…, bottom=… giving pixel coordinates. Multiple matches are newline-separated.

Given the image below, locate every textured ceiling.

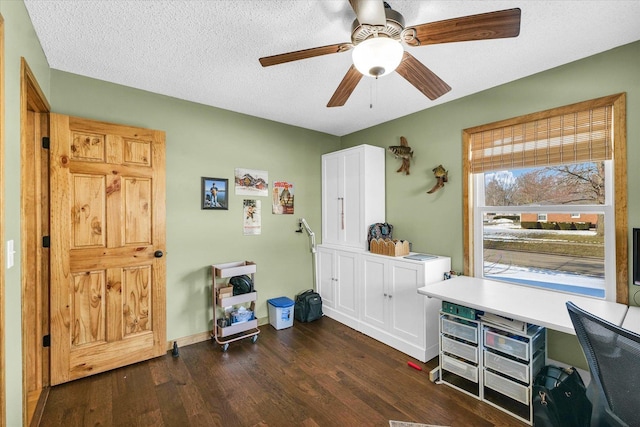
left=24, top=0, right=640, bottom=136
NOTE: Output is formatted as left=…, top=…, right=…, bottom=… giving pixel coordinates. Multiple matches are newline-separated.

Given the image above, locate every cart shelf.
left=211, top=261, right=259, bottom=352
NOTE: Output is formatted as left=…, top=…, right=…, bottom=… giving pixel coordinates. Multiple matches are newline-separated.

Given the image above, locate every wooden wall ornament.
left=427, top=165, right=448, bottom=194
left=388, top=136, right=413, bottom=175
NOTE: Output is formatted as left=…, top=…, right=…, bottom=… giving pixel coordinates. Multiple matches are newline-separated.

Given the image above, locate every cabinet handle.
left=383, top=293, right=388, bottom=297
left=338, top=197, right=344, bottom=229
left=388, top=294, right=392, bottom=299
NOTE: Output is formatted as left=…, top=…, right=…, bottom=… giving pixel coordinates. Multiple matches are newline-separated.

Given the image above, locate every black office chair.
left=566, top=301, right=640, bottom=427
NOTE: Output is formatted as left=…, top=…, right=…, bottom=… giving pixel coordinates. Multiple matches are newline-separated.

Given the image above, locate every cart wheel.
left=251, top=335, right=258, bottom=344
left=221, top=343, right=229, bottom=352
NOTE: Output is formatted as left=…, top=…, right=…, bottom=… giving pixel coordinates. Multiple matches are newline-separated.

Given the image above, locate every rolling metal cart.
left=211, top=261, right=259, bottom=352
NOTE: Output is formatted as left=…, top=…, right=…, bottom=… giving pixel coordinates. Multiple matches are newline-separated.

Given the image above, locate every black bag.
left=294, top=289, right=323, bottom=322
left=533, top=365, right=592, bottom=427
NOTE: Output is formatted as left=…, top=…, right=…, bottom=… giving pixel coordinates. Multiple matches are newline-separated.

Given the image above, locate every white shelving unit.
left=439, top=312, right=482, bottom=398
left=211, top=261, right=259, bottom=352
left=438, top=302, right=546, bottom=425
left=481, top=321, right=545, bottom=424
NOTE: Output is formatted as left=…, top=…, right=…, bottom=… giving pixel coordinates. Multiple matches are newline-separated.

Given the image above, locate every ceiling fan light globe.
left=352, top=37, right=403, bottom=78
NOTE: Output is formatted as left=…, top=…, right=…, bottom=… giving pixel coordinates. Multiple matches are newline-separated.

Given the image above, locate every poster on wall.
left=235, top=168, right=269, bottom=197
left=243, top=199, right=261, bottom=235
left=272, top=181, right=294, bottom=215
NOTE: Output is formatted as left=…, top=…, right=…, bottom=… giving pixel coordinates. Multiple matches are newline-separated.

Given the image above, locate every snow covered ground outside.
left=482, top=220, right=605, bottom=297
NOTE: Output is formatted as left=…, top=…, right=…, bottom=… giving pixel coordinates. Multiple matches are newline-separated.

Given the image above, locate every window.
left=463, top=94, right=628, bottom=303
left=477, top=162, right=612, bottom=298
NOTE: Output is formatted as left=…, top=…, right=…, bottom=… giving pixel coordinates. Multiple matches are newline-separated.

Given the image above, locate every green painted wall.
left=5, top=1, right=640, bottom=423
left=341, top=40, right=640, bottom=367
left=1, top=1, right=51, bottom=425
left=50, top=71, right=340, bottom=341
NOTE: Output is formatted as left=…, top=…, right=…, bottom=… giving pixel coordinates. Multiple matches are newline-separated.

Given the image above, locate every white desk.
left=622, top=306, right=640, bottom=334
left=417, top=275, right=628, bottom=335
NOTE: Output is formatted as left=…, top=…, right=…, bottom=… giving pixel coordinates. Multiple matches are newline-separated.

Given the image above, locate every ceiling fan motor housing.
left=350, top=6, right=405, bottom=44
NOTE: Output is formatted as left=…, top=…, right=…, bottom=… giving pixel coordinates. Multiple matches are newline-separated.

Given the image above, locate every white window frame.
left=473, top=161, right=616, bottom=301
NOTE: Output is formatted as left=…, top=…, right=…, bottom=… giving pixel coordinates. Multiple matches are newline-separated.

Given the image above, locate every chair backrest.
left=566, top=301, right=640, bottom=426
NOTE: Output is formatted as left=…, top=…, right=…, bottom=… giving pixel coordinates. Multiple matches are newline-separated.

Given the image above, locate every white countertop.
left=418, top=275, right=629, bottom=335
left=622, top=305, right=640, bottom=335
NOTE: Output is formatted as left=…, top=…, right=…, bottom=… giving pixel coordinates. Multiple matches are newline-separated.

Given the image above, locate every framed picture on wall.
left=202, top=177, right=228, bottom=210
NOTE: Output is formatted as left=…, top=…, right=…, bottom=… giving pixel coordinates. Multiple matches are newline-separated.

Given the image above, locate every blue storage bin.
left=267, top=297, right=294, bottom=330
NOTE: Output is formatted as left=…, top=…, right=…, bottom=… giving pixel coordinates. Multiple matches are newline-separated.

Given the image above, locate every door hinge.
left=42, top=236, right=50, bottom=248
left=42, top=334, right=50, bottom=348
left=42, top=136, right=50, bottom=149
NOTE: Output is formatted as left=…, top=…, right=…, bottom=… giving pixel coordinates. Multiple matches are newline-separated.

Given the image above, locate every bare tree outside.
left=482, top=161, right=606, bottom=297
left=485, top=162, right=605, bottom=207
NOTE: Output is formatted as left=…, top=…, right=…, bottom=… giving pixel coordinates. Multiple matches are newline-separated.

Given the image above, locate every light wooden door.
left=49, top=114, right=166, bottom=385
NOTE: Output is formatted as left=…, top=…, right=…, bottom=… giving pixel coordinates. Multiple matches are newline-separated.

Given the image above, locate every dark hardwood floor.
left=39, top=317, right=527, bottom=427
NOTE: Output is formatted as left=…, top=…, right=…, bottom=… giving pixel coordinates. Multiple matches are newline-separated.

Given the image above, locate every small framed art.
left=202, top=177, right=228, bottom=210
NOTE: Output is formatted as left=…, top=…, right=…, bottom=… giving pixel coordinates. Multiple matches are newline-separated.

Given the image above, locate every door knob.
left=154, top=250, right=164, bottom=258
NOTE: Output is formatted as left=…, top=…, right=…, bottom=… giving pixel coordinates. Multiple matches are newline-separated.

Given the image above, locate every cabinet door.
left=361, top=255, right=387, bottom=329
left=317, top=247, right=335, bottom=309
left=388, top=261, right=425, bottom=346
left=342, top=149, right=363, bottom=247
left=335, top=250, right=359, bottom=319
left=321, top=153, right=342, bottom=245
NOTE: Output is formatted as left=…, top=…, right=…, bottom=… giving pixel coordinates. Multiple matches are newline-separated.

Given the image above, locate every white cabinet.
left=359, top=252, right=451, bottom=362
left=317, top=245, right=360, bottom=330
left=321, top=145, right=385, bottom=250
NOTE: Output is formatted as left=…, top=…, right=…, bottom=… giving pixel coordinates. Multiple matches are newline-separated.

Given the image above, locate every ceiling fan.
left=259, top=0, right=521, bottom=107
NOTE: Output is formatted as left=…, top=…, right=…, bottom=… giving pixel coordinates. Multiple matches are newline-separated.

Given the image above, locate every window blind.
left=469, top=105, right=613, bottom=173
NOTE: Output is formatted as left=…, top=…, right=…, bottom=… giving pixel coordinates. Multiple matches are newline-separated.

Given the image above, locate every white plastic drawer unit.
left=483, top=350, right=529, bottom=383
left=483, top=328, right=531, bottom=361
left=442, top=354, right=479, bottom=383
left=441, top=315, right=479, bottom=344
left=442, top=336, right=479, bottom=364
left=484, top=370, right=530, bottom=405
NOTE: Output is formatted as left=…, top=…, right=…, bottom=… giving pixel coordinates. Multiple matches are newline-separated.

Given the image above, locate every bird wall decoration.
left=427, top=165, right=448, bottom=194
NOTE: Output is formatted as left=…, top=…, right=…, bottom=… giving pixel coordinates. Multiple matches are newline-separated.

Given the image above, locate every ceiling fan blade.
left=349, top=0, right=386, bottom=26
left=395, top=52, right=451, bottom=101
left=404, top=8, right=521, bottom=46
left=327, top=65, right=363, bottom=107
left=259, top=43, right=353, bottom=67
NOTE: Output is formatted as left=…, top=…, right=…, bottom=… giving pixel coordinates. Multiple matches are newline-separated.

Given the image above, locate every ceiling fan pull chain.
left=369, top=77, right=378, bottom=109
left=370, top=79, right=373, bottom=109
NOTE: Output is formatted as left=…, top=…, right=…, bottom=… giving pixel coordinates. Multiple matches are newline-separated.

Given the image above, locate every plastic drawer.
left=531, top=350, right=545, bottom=379
left=484, top=350, right=530, bottom=383
left=483, top=328, right=530, bottom=360
left=484, top=370, right=530, bottom=405
left=530, top=327, right=546, bottom=353
left=441, top=354, right=478, bottom=383
left=441, top=316, right=479, bottom=344
left=442, top=336, right=479, bottom=364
